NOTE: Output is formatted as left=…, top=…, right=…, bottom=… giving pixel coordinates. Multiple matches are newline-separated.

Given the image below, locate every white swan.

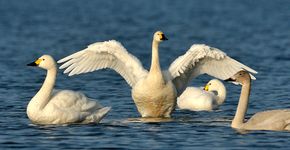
left=58, top=31, right=257, bottom=118
left=226, top=70, right=290, bottom=131
left=27, top=55, right=111, bottom=125
left=177, top=79, right=226, bottom=111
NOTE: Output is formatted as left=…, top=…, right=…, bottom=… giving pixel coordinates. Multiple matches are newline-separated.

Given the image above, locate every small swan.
left=226, top=70, right=290, bottom=131
left=27, top=55, right=111, bottom=125
left=58, top=31, right=257, bottom=118
left=177, top=79, right=226, bottom=111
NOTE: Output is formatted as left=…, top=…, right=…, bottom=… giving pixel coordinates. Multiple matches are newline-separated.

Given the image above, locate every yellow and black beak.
left=27, top=59, right=41, bottom=66
left=160, top=34, right=168, bottom=41
left=203, top=84, right=209, bottom=91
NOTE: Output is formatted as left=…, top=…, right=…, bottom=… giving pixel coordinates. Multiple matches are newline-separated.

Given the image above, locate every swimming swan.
left=27, top=55, right=111, bottom=125
left=58, top=31, right=257, bottom=118
left=226, top=70, right=290, bottom=131
left=177, top=79, right=226, bottom=111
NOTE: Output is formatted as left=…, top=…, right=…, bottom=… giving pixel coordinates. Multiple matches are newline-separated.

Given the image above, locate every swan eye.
left=43, top=59, right=45, bottom=61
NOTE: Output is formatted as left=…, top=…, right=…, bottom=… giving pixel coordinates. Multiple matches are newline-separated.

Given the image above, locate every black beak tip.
left=27, top=62, right=37, bottom=66
left=224, top=78, right=234, bottom=82
left=161, top=34, right=168, bottom=41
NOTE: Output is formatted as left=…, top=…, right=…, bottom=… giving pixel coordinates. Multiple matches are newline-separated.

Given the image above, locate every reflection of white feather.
left=58, top=31, right=257, bottom=118
left=27, top=55, right=110, bottom=125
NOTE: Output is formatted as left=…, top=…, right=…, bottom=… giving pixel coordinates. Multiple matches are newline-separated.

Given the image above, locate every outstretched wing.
left=169, top=44, right=257, bottom=95
left=58, top=40, right=148, bottom=87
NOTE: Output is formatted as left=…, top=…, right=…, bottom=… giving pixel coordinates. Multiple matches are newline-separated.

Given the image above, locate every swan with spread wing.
left=58, top=31, right=257, bottom=118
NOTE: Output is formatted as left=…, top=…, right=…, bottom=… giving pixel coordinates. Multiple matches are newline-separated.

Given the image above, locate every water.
left=1, top=0, right=290, bottom=149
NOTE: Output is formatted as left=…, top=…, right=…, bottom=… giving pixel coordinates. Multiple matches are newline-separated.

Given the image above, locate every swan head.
left=153, top=31, right=168, bottom=42
left=27, top=55, right=56, bottom=70
left=225, top=70, right=251, bottom=85
left=204, top=79, right=224, bottom=92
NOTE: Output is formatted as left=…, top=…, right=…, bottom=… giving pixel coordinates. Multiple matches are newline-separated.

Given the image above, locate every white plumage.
left=58, top=31, right=257, bottom=118
left=27, top=55, right=110, bottom=125
left=177, top=79, right=226, bottom=111
left=59, top=40, right=147, bottom=87
left=169, top=44, right=257, bottom=95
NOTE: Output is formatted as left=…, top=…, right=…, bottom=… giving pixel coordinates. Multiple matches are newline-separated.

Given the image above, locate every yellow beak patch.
left=204, top=84, right=209, bottom=91
left=35, top=59, right=42, bottom=65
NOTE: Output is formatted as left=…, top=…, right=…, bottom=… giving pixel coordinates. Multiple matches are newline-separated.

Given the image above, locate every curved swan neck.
left=215, top=84, right=226, bottom=105
left=30, top=67, right=57, bottom=110
left=149, top=40, right=161, bottom=73
left=231, top=81, right=251, bottom=128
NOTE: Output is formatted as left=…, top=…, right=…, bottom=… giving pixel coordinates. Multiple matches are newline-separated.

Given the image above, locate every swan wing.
left=50, top=90, right=103, bottom=112
left=49, top=90, right=110, bottom=123
left=169, top=44, right=257, bottom=95
left=58, top=40, right=148, bottom=87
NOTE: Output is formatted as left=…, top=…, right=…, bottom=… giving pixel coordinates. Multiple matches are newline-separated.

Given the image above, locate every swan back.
left=177, top=87, right=216, bottom=111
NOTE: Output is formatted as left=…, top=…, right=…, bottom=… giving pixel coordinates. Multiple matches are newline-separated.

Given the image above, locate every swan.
left=27, top=55, right=111, bottom=125
left=226, top=70, right=290, bottom=131
left=58, top=31, right=257, bottom=118
left=177, top=79, right=226, bottom=111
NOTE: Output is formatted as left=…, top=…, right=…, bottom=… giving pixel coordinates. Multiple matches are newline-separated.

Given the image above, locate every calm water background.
left=1, top=0, right=290, bottom=149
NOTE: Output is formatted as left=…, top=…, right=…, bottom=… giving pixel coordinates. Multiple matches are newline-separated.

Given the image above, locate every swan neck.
left=231, top=81, right=251, bottom=128
left=216, top=84, right=226, bottom=105
left=149, top=40, right=161, bottom=73
left=30, top=67, right=57, bottom=110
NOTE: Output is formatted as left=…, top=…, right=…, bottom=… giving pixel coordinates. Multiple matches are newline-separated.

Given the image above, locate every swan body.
left=226, top=71, right=290, bottom=131
left=27, top=55, right=110, bottom=125
left=58, top=31, right=257, bottom=118
left=177, top=79, right=226, bottom=111
left=132, top=73, right=177, bottom=117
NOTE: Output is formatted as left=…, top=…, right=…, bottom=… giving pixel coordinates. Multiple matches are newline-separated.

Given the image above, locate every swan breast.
left=132, top=77, right=177, bottom=118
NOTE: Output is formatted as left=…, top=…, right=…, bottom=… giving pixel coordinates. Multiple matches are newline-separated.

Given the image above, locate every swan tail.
left=88, top=107, right=111, bottom=123
left=284, top=119, right=290, bottom=130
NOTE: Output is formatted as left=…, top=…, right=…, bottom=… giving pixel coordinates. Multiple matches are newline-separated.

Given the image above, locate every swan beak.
left=27, top=59, right=41, bottom=66
left=204, top=84, right=209, bottom=91
left=225, top=77, right=241, bottom=85
left=224, top=78, right=235, bottom=82
left=161, top=34, right=168, bottom=41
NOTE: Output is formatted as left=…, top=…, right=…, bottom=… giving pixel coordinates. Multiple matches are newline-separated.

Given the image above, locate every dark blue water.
left=1, top=0, right=290, bottom=149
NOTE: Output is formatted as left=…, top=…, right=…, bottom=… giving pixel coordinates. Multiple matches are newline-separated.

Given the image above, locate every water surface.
left=1, top=0, right=290, bottom=149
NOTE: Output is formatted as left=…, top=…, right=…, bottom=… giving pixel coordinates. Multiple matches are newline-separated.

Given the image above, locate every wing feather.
left=169, top=44, right=257, bottom=95
left=58, top=40, right=148, bottom=87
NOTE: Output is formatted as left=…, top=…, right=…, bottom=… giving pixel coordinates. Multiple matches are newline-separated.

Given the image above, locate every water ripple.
left=1, top=0, right=290, bottom=149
